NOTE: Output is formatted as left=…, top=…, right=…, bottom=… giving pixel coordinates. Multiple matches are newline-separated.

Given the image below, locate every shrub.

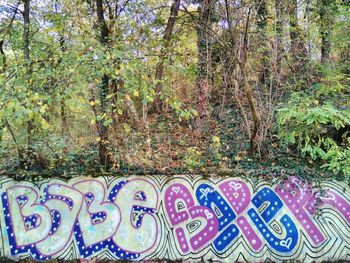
left=277, top=65, right=350, bottom=176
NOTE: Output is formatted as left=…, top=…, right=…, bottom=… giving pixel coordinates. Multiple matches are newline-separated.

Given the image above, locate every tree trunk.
left=306, top=0, right=312, bottom=53
left=59, top=33, right=67, bottom=135
left=96, top=0, right=113, bottom=168
left=153, top=0, right=181, bottom=111
left=0, top=40, right=6, bottom=72
left=23, top=0, right=35, bottom=168
left=194, top=0, right=214, bottom=130
left=60, top=99, right=67, bottom=136
left=23, top=0, right=30, bottom=62
left=288, top=0, right=307, bottom=73
left=5, top=119, right=24, bottom=162
left=256, top=0, right=271, bottom=85
left=275, top=0, right=284, bottom=84
left=318, top=0, right=336, bottom=63
left=241, top=8, right=260, bottom=156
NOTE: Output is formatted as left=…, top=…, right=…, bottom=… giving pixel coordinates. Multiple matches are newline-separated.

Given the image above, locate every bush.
left=277, top=65, right=350, bottom=176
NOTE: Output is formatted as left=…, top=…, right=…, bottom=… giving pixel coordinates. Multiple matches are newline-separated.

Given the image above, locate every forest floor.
left=0, top=104, right=340, bottom=184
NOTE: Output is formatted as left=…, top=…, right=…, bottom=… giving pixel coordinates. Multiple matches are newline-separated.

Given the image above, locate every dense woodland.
left=0, top=0, right=349, bottom=179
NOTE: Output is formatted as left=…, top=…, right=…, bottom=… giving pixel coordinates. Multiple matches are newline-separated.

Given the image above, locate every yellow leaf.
left=90, top=119, right=96, bottom=125
left=212, top=136, right=220, bottom=143
left=117, top=109, right=123, bottom=115
left=125, top=94, right=131, bottom=101
left=133, top=90, right=139, bottom=97
left=40, top=119, right=50, bottom=130
left=39, top=105, right=48, bottom=114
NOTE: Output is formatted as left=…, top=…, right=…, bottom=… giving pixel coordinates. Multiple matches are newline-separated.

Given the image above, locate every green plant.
left=183, top=147, right=204, bottom=170
left=207, top=135, right=222, bottom=166
left=277, top=66, right=350, bottom=176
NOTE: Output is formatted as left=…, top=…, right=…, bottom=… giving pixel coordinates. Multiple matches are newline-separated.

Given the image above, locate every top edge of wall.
left=0, top=170, right=346, bottom=185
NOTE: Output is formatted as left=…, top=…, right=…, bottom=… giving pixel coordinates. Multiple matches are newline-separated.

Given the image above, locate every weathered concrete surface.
left=0, top=174, right=349, bottom=262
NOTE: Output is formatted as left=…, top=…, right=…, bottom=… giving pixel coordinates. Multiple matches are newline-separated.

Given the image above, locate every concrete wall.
left=0, top=174, right=349, bottom=262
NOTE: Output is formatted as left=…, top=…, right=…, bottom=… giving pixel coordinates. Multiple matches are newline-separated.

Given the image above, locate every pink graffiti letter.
left=275, top=177, right=326, bottom=245
left=165, top=183, right=219, bottom=253
left=219, top=180, right=262, bottom=251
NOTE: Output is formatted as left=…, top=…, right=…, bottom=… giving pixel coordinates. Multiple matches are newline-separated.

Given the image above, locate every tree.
left=274, top=0, right=284, bottom=85
left=220, top=1, right=261, bottom=155
left=256, top=0, right=270, bottom=85
left=194, top=0, right=215, bottom=130
left=153, top=0, right=181, bottom=111
left=318, top=0, right=337, bottom=63
left=22, top=0, right=37, bottom=168
left=95, top=0, right=113, bottom=168
left=288, top=0, right=307, bottom=74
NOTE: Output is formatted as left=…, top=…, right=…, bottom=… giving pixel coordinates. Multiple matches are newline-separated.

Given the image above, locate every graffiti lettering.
left=0, top=175, right=349, bottom=261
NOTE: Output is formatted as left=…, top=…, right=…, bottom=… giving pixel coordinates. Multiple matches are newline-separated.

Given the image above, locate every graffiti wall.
left=0, top=174, right=349, bottom=262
